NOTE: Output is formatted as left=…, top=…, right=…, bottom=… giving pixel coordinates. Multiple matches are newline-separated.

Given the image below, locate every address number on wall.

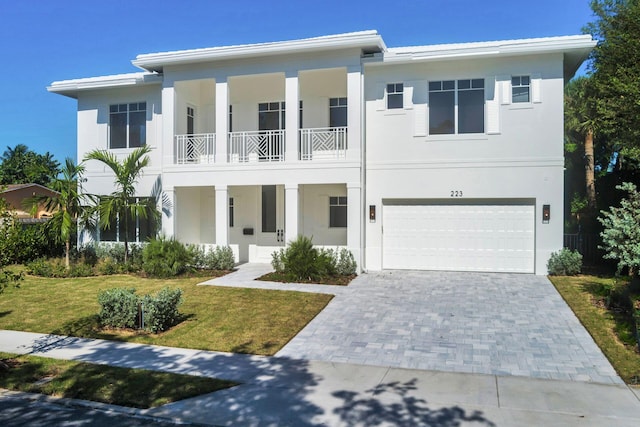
left=450, top=190, right=463, bottom=197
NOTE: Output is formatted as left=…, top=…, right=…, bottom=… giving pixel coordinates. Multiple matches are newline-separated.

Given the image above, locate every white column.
left=215, top=185, right=228, bottom=246
left=346, top=65, right=362, bottom=162
left=161, top=189, right=176, bottom=239
left=285, top=71, right=299, bottom=162
left=285, top=183, right=299, bottom=243
left=215, top=78, right=228, bottom=164
left=161, top=84, right=175, bottom=166
left=347, top=183, right=362, bottom=272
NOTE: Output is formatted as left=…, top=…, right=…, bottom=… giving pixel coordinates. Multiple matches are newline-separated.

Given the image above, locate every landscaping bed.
left=0, top=352, right=236, bottom=408
left=257, top=271, right=356, bottom=286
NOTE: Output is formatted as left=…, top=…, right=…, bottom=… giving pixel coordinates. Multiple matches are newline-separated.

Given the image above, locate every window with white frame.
left=109, top=102, right=146, bottom=149
left=99, top=197, right=156, bottom=242
left=329, top=97, right=347, bottom=127
left=387, top=83, right=403, bottom=109
left=428, top=79, right=484, bottom=135
left=329, top=196, right=347, bottom=228
left=512, top=76, right=530, bottom=103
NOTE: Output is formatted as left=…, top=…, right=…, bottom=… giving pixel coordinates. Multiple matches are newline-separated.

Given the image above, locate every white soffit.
left=132, top=30, right=387, bottom=72
left=47, top=72, right=162, bottom=98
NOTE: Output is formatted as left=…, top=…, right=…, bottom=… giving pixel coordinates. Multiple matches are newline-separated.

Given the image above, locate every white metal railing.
left=299, top=127, right=347, bottom=160
left=175, top=134, right=216, bottom=164
left=228, top=130, right=285, bottom=163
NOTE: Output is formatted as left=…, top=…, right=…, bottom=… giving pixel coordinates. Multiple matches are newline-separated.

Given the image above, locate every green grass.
left=549, top=275, right=640, bottom=385
left=0, top=352, right=236, bottom=408
left=0, top=271, right=333, bottom=355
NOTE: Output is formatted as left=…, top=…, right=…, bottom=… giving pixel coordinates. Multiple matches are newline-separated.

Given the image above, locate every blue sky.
left=0, top=0, right=595, bottom=165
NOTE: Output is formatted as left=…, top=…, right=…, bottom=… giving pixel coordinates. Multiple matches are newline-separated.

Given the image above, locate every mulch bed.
left=257, top=272, right=356, bottom=286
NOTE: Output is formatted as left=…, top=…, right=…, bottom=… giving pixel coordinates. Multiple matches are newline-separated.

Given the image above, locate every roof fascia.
left=47, top=73, right=162, bottom=99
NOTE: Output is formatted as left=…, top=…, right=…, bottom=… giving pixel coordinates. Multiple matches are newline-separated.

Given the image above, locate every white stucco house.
left=49, top=30, right=595, bottom=274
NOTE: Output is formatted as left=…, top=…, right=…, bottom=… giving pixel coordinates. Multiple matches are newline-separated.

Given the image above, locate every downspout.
left=360, top=66, right=367, bottom=273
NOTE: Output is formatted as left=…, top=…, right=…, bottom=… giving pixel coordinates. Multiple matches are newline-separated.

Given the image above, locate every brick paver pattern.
left=276, top=270, right=622, bottom=384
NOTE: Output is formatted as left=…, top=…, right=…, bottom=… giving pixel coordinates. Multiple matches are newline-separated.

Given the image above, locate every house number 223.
left=450, top=190, right=463, bottom=197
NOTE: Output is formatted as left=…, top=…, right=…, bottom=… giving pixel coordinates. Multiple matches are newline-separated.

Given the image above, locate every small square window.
left=387, top=83, right=403, bottom=109
left=512, top=75, right=530, bottom=103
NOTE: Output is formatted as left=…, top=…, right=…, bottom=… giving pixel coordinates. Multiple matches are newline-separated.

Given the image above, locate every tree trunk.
left=65, top=240, right=70, bottom=269
left=585, top=128, right=596, bottom=210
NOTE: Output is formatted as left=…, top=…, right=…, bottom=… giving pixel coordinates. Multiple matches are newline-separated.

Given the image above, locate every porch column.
left=161, top=83, right=175, bottom=165
left=215, top=185, right=228, bottom=246
left=284, top=183, right=299, bottom=243
left=347, top=183, right=362, bottom=272
left=346, top=65, right=362, bottom=162
left=215, top=78, right=229, bottom=164
left=285, top=71, right=299, bottom=162
left=161, top=188, right=176, bottom=238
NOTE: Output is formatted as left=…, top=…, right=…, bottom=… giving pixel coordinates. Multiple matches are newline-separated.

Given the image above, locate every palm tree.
left=40, top=158, right=94, bottom=269
left=84, top=145, right=155, bottom=263
left=565, top=76, right=599, bottom=211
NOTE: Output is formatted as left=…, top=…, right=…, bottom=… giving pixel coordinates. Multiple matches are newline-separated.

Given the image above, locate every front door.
left=258, top=185, right=285, bottom=246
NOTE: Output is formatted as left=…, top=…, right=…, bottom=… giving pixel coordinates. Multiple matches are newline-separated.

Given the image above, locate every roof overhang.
left=132, top=30, right=387, bottom=73
left=365, top=35, right=596, bottom=80
left=47, top=72, right=162, bottom=99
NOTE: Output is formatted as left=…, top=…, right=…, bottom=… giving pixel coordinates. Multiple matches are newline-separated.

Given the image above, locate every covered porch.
left=163, top=183, right=361, bottom=265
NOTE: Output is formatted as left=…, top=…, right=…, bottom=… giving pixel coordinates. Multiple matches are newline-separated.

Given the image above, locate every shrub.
left=598, top=182, right=640, bottom=277
left=141, top=287, right=184, bottom=333
left=142, top=237, right=192, bottom=278
left=0, top=221, right=63, bottom=265
left=335, top=248, right=357, bottom=276
left=271, top=248, right=286, bottom=273
left=26, top=258, right=67, bottom=278
left=284, top=235, right=320, bottom=281
left=67, top=262, right=95, bottom=277
left=97, top=257, right=119, bottom=275
left=187, top=245, right=235, bottom=271
left=97, top=288, right=139, bottom=329
left=547, top=248, right=583, bottom=276
left=212, top=245, right=235, bottom=270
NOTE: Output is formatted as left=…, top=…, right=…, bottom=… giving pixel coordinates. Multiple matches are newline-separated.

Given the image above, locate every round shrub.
left=547, top=248, right=583, bottom=276
left=142, top=237, right=192, bottom=278
left=98, top=288, right=139, bottom=329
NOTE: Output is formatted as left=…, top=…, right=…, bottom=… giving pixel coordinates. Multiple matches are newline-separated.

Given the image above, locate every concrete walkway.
left=1, top=330, right=639, bottom=426
left=204, top=265, right=621, bottom=384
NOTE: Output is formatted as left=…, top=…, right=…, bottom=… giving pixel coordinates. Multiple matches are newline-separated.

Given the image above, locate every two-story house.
left=49, top=30, right=594, bottom=274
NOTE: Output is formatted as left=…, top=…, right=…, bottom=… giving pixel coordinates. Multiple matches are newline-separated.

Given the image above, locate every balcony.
left=228, top=130, right=285, bottom=163
left=175, top=134, right=216, bottom=164
left=299, top=127, right=347, bottom=160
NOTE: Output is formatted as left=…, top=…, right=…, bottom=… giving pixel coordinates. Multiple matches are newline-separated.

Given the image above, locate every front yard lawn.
left=0, top=352, right=236, bottom=408
left=549, top=274, right=640, bottom=385
left=0, top=272, right=333, bottom=355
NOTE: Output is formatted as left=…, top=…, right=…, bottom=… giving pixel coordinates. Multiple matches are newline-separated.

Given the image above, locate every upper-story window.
left=429, top=79, right=484, bottom=135
left=512, top=76, right=530, bottom=103
left=109, top=102, right=146, bottom=149
left=387, top=83, right=403, bottom=109
left=329, top=97, right=347, bottom=127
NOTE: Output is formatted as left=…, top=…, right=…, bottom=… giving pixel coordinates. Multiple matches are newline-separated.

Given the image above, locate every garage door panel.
left=382, top=204, right=534, bottom=273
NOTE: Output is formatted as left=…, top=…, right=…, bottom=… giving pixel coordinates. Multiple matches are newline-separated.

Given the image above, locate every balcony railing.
left=299, top=127, right=347, bottom=160
left=228, top=130, right=285, bottom=163
left=175, top=134, right=216, bottom=164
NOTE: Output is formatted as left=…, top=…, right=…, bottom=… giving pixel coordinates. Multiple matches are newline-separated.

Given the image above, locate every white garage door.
left=382, top=204, right=535, bottom=273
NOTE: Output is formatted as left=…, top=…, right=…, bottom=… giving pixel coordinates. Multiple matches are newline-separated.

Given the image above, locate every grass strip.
left=549, top=275, right=640, bottom=385
left=0, top=352, right=236, bottom=408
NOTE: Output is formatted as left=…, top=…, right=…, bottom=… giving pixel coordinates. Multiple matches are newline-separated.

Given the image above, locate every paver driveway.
left=276, top=270, right=622, bottom=384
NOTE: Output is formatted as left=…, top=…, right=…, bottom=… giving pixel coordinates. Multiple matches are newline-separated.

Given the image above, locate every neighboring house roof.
left=47, top=31, right=596, bottom=98
left=1, top=183, right=60, bottom=219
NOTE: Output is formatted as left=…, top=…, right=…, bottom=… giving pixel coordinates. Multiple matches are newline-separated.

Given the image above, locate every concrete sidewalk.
left=1, top=330, right=639, bottom=426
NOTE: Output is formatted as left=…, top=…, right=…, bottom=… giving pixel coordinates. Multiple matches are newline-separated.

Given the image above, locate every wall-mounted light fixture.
left=369, top=205, right=376, bottom=222
left=542, top=204, right=550, bottom=224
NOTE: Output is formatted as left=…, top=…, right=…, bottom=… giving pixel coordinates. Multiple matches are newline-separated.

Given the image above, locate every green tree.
left=40, top=158, right=95, bottom=269
left=84, top=146, right=156, bottom=263
left=598, top=182, right=640, bottom=279
left=0, top=193, right=23, bottom=294
left=586, top=0, right=640, bottom=165
left=0, top=144, right=60, bottom=187
left=565, top=76, right=600, bottom=211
